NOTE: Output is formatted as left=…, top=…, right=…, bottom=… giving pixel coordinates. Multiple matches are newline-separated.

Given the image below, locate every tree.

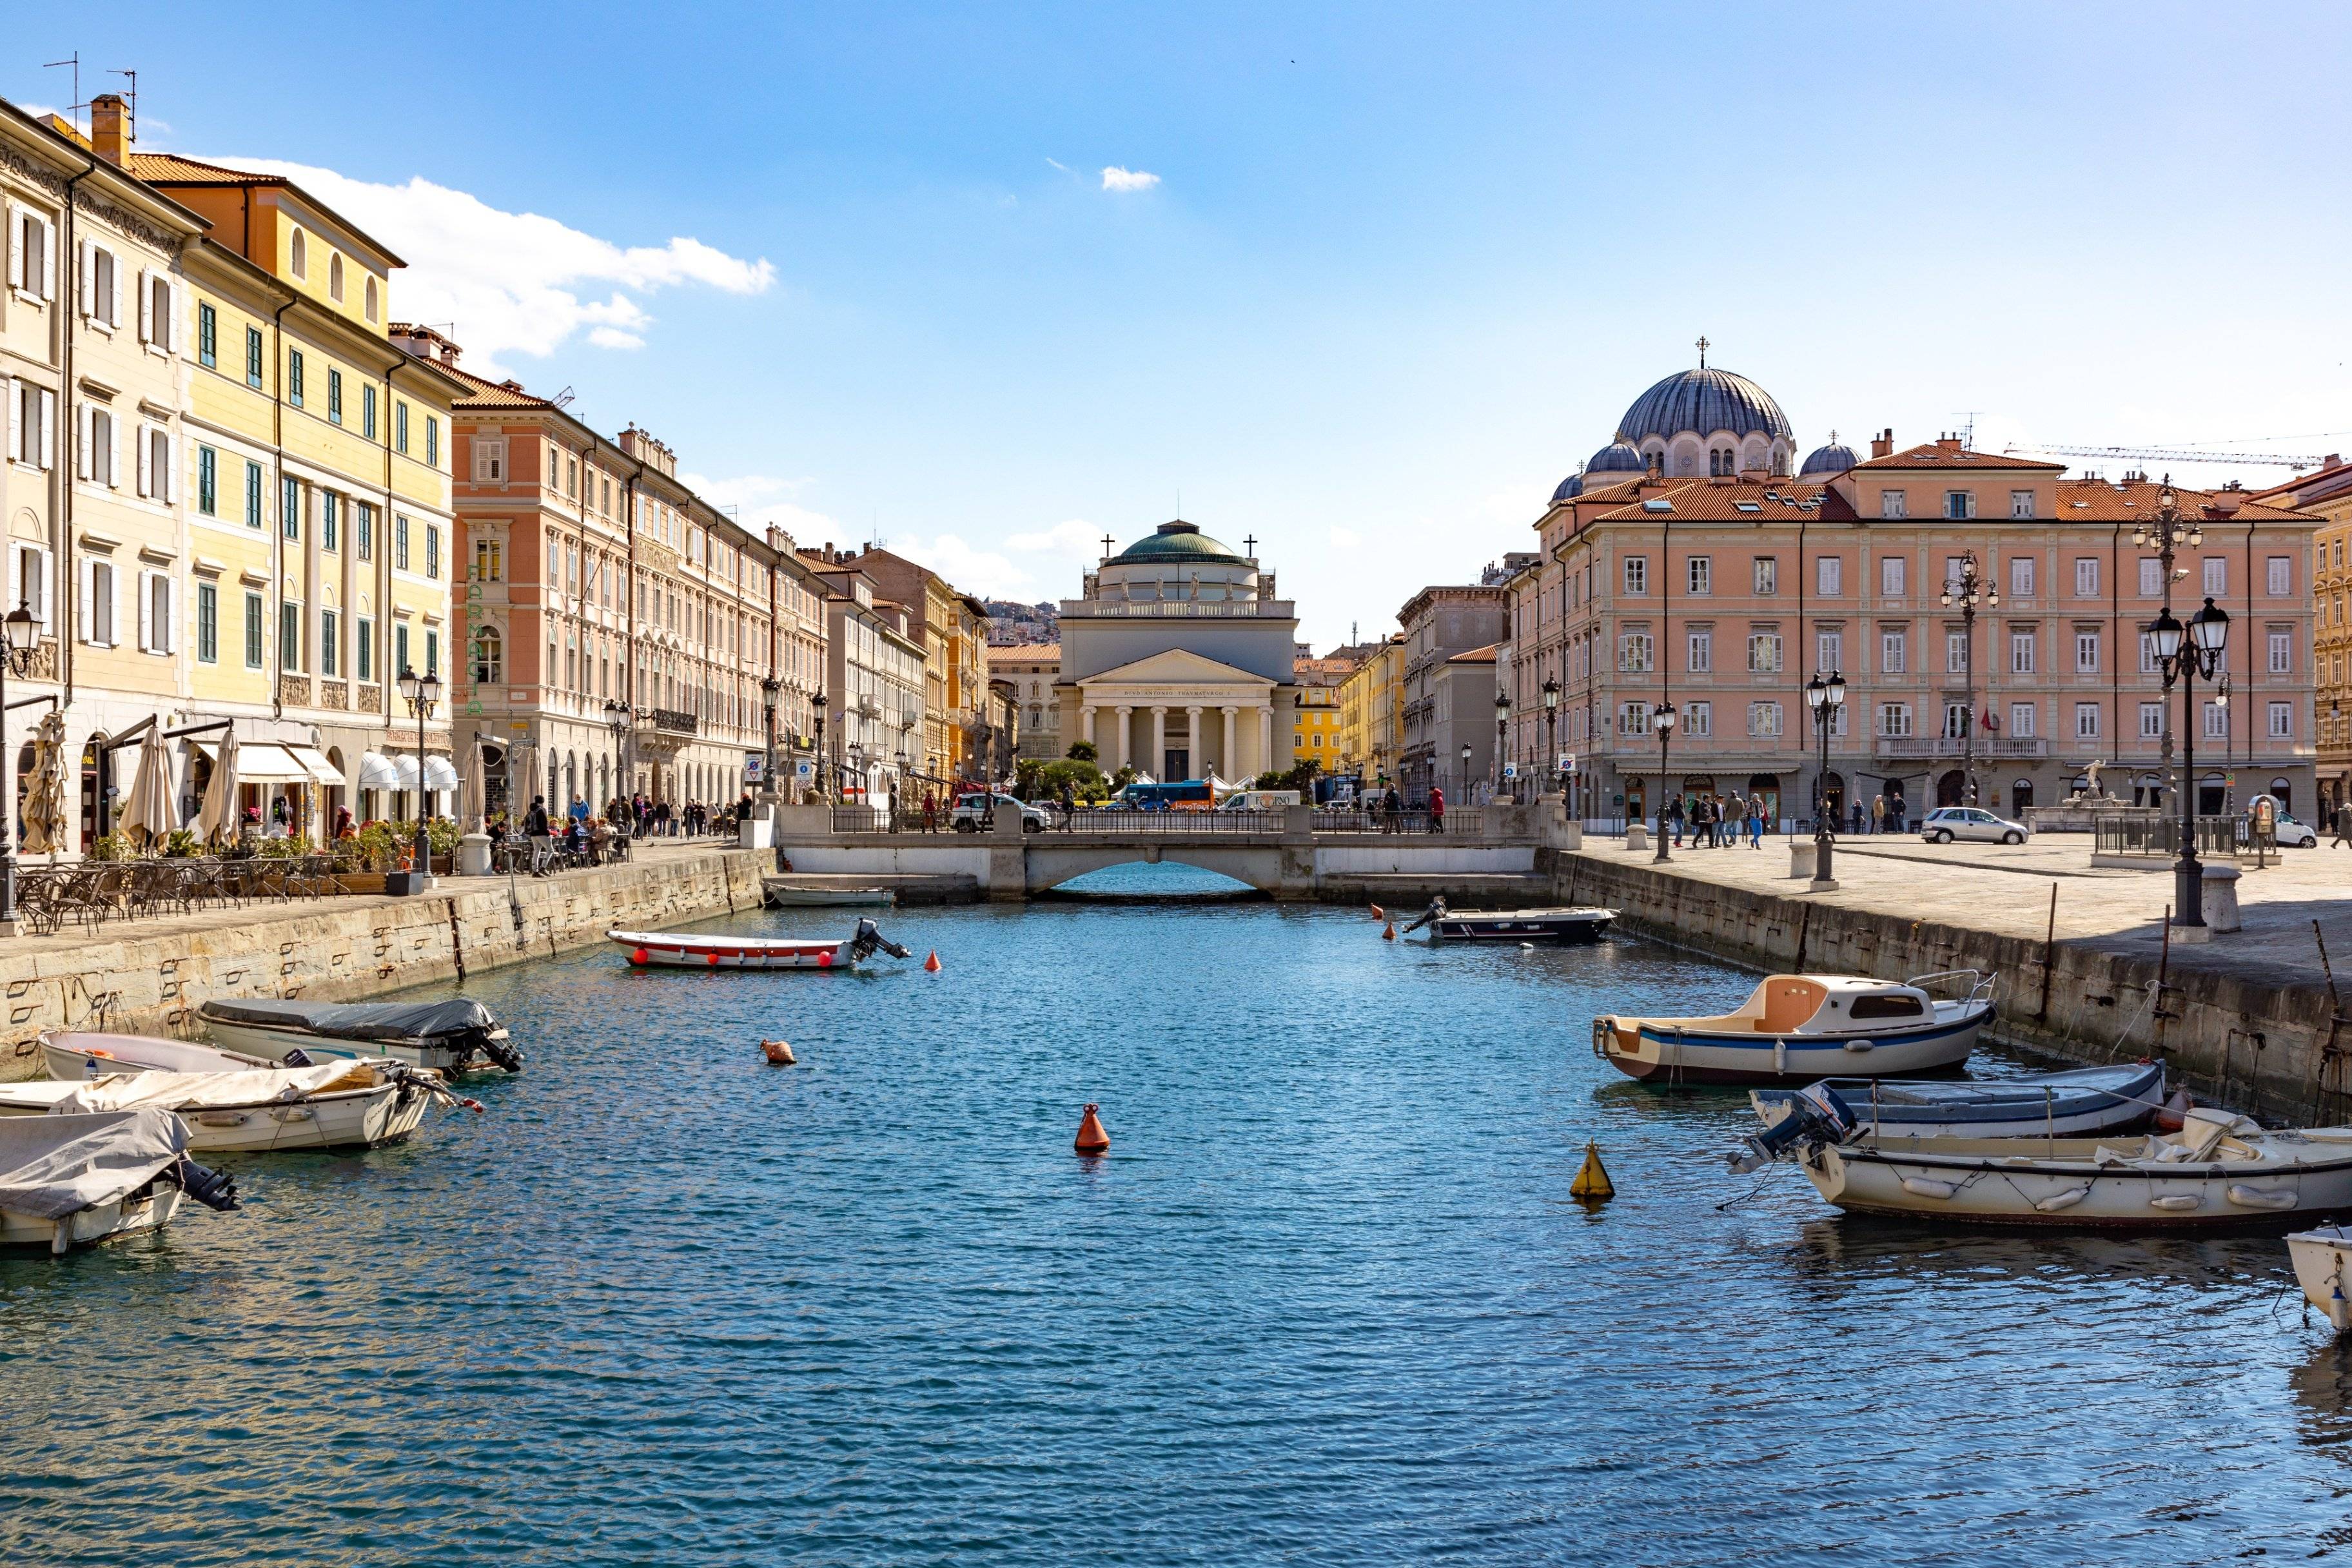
left=1065, top=740, right=1099, bottom=763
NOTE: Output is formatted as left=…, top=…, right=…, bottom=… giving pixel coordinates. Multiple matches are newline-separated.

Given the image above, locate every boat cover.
left=198, top=997, right=499, bottom=1044
left=0, top=1107, right=188, bottom=1220
left=0, top=1063, right=373, bottom=1115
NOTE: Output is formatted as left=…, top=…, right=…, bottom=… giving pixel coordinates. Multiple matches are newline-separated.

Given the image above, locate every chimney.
left=1870, top=427, right=1894, bottom=460
left=90, top=93, right=131, bottom=166
left=1936, top=433, right=1963, bottom=453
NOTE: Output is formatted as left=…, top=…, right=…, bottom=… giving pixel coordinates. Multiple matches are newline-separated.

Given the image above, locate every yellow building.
left=1293, top=681, right=1339, bottom=769
left=2249, top=458, right=2352, bottom=816
left=1335, top=634, right=1406, bottom=786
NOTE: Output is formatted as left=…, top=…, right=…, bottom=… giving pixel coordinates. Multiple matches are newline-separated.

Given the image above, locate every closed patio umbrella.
left=459, top=737, right=487, bottom=835
left=119, top=729, right=175, bottom=850
left=19, top=711, right=67, bottom=857
left=197, top=729, right=239, bottom=848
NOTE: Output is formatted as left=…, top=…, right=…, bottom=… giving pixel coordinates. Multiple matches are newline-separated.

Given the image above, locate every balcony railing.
left=1874, top=736, right=2049, bottom=760
left=1059, top=599, right=1297, bottom=620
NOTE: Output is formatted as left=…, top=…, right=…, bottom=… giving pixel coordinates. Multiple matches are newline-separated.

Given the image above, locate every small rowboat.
left=2288, top=1228, right=2352, bottom=1329
left=1594, top=970, right=1995, bottom=1086
left=1751, top=1062, right=2165, bottom=1141
left=42, top=1032, right=277, bottom=1081
left=760, top=879, right=895, bottom=908
left=1402, top=897, right=1614, bottom=942
left=0, top=1050, right=467, bottom=1153
left=609, top=918, right=912, bottom=971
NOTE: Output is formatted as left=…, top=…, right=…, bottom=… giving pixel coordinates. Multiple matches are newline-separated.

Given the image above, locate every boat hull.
left=41, top=1037, right=275, bottom=1081
left=0, top=1185, right=181, bottom=1253
left=1432, top=908, right=1614, bottom=942
left=2289, top=1229, right=2352, bottom=1329
left=760, top=881, right=895, bottom=908
left=1752, top=1063, right=2164, bottom=1140
left=1598, top=1008, right=1984, bottom=1086
left=610, top=930, right=858, bottom=970
left=0, top=1084, right=429, bottom=1153
left=1803, top=1139, right=2352, bottom=1228
left=200, top=1018, right=471, bottom=1073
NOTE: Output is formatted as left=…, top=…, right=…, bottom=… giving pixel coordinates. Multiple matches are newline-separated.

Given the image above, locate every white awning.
left=195, top=740, right=309, bottom=783
left=422, top=756, right=458, bottom=792
left=390, top=754, right=421, bottom=791
left=357, top=752, right=402, bottom=790
left=286, top=745, right=342, bottom=786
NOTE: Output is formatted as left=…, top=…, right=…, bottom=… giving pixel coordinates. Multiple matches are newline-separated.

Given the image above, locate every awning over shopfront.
left=390, top=755, right=421, bottom=791
left=422, top=756, right=458, bottom=792
left=286, top=746, right=342, bottom=786
left=357, top=752, right=402, bottom=790
left=195, top=741, right=311, bottom=784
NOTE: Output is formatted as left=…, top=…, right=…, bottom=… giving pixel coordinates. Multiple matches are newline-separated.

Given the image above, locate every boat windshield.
left=1849, top=994, right=1926, bottom=1021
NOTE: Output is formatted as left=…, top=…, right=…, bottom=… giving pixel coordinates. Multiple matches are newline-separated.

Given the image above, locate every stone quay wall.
left=1545, top=847, right=2345, bottom=1125
left=0, top=848, right=768, bottom=1083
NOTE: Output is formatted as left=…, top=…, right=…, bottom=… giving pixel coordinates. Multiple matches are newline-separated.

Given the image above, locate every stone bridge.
left=770, top=802, right=1581, bottom=901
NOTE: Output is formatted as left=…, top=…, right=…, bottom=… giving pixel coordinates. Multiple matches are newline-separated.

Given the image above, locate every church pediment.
left=1078, top=649, right=1274, bottom=690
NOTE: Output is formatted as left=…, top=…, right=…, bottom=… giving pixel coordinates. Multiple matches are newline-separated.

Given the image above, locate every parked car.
left=2273, top=811, right=2319, bottom=848
left=950, top=794, right=1050, bottom=832
left=1918, top=806, right=2032, bottom=845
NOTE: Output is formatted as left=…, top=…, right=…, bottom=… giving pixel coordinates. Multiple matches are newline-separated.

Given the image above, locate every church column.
left=1150, top=707, right=1167, bottom=779
left=1259, top=703, right=1275, bottom=775
left=1081, top=704, right=1095, bottom=747
left=1222, top=707, right=1237, bottom=781
left=1184, top=705, right=1202, bottom=779
left=1115, top=706, right=1132, bottom=773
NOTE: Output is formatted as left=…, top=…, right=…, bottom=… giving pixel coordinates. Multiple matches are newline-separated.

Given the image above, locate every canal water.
left=5, top=875, right=2349, bottom=1565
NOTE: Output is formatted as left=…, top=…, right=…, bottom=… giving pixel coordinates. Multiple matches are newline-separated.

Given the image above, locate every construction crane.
left=2003, top=442, right=2328, bottom=471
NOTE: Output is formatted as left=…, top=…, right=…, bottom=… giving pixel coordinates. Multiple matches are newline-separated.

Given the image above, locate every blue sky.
left=13, top=3, right=2352, bottom=646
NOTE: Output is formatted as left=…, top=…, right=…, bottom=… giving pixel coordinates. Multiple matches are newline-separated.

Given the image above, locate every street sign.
left=1502, top=762, right=1519, bottom=780
left=1559, top=752, right=1578, bottom=775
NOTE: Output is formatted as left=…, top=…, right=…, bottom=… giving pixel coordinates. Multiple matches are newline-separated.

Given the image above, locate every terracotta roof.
left=2245, top=459, right=2352, bottom=508
left=124, top=152, right=281, bottom=186
left=1587, top=478, right=1838, bottom=524
left=1852, top=442, right=2064, bottom=472
left=434, top=357, right=560, bottom=411
left=2053, top=477, right=2308, bottom=525
left=1447, top=643, right=1498, bottom=664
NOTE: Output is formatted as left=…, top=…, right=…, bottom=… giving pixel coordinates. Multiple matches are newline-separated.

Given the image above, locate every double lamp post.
left=2135, top=485, right=2229, bottom=937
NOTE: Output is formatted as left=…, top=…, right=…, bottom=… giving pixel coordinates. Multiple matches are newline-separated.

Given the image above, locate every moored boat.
left=2288, top=1228, right=2352, bottom=1329
left=41, top=1030, right=279, bottom=1081
left=1594, top=970, right=1995, bottom=1086
left=0, top=1054, right=470, bottom=1153
left=760, top=879, right=896, bottom=908
left=610, top=917, right=912, bottom=970
left=197, top=997, right=522, bottom=1074
left=0, top=1107, right=241, bottom=1254
left=1752, top=1062, right=2165, bottom=1141
left=1402, top=897, right=1614, bottom=942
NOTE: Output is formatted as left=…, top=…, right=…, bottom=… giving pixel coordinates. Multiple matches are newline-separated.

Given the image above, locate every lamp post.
left=759, top=676, right=781, bottom=804
left=1459, top=740, right=1473, bottom=805
left=397, top=663, right=442, bottom=879
left=2133, top=485, right=2225, bottom=935
left=1651, top=700, right=1676, bottom=863
left=1805, top=670, right=1846, bottom=890
left=811, top=689, right=828, bottom=801
left=1494, top=689, right=1510, bottom=797
left=1542, top=675, right=1560, bottom=795
left=0, top=602, right=38, bottom=934
left=1939, top=549, right=1996, bottom=807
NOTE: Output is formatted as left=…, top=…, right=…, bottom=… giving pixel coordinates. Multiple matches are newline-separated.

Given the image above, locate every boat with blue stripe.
left=1593, top=970, right=1997, bottom=1086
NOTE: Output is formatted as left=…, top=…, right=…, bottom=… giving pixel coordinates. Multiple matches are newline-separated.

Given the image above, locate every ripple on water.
left=0, top=881, right=2342, bottom=1565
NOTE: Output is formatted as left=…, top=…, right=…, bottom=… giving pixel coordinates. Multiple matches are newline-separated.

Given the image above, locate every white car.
left=949, top=794, right=1049, bottom=832
left=1919, top=806, right=2032, bottom=846
left=2273, top=812, right=2319, bottom=848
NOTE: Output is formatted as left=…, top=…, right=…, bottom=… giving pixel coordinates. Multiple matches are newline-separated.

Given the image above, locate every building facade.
left=1396, top=583, right=1506, bottom=799
left=805, top=556, right=926, bottom=803
left=1334, top=634, right=1404, bottom=786
left=814, top=545, right=990, bottom=785
left=992, top=643, right=1062, bottom=761
left=2247, top=457, right=2352, bottom=814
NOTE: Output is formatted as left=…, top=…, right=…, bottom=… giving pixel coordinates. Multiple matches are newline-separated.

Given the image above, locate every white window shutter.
left=162, top=431, right=175, bottom=504
left=137, top=570, right=153, bottom=652
left=5, top=208, right=20, bottom=293
left=77, top=240, right=92, bottom=320
left=107, top=413, right=119, bottom=488
left=4, top=378, right=16, bottom=466
left=38, top=218, right=54, bottom=300
left=38, top=389, right=54, bottom=470
left=34, top=549, right=50, bottom=625
left=108, top=252, right=121, bottom=328
left=139, top=269, right=153, bottom=344
left=77, top=557, right=92, bottom=643
left=164, top=577, right=177, bottom=654
left=170, top=282, right=185, bottom=356
left=137, top=424, right=152, bottom=498
left=75, top=403, right=90, bottom=480
left=8, top=547, right=17, bottom=619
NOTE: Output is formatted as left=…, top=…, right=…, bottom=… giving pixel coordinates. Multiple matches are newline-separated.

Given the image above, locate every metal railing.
left=1311, top=808, right=1485, bottom=836
left=2092, top=814, right=2243, bottom=859
left=1059, top=808, right=1287, bottom=834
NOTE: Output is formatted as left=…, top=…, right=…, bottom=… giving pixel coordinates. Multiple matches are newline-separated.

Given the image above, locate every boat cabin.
left=1633, top=974, right=1932, bottom=1039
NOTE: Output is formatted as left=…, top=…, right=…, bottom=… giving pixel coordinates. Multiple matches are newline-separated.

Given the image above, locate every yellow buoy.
left=1570, top=1139, right=1615, bottom=1202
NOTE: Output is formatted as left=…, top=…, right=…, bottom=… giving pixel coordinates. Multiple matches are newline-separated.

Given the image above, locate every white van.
left=1219, top=789, right=1302, bottom=812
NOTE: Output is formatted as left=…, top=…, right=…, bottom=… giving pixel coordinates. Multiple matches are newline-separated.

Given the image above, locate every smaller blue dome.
left=1553, top=473, right=1583, bottom=502
left=1586, top=435, right=1648, bottom=475
left=1799, top=435, right=1858, bottom=478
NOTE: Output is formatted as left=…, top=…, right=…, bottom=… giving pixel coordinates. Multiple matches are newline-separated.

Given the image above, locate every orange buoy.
left=1381, top=922, right=1396, bottom=941
left=630, top=947, right=649, bottom=965
left=924, top=950, right=942, bottom=973
left=1074, top=1102, right=1110, bottom=1155
left=2153, top=1088, right=2193, bottom=1133
left=1369, top=904, right=1386, bottom=921
left=761, top=1039, right=796, bottom=1065
left=707, top=952, right=721, bottom=966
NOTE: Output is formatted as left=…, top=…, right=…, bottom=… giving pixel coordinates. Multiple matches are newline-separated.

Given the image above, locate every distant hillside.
left=985, top=599, right=1059, bottom=645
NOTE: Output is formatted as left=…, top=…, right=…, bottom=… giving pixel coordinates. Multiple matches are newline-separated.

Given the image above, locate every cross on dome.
left=1695, top=335, right=1709, bottom=368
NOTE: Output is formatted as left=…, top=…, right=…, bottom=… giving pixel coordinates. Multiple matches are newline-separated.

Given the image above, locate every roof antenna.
left=1954, top=411, right=1981, bottom=449
left=41, top=54, right=82, bottom=137
left=108, top=67, right=136, bottom=144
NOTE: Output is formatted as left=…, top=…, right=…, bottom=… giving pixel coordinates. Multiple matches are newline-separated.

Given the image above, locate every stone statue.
left=2082, top=760, right=2104, bottom=801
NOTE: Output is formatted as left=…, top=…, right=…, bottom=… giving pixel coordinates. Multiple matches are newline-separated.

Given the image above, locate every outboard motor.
left=1401, top=896, right=1448, bottom=935
left=849, top=919, right=912, bottom=962
left=169, top=1156, right=242, bottom=1212
left=1728, top=1082, right=1859, bottom=1174
left=475, top=1032, right=526, bottom=1073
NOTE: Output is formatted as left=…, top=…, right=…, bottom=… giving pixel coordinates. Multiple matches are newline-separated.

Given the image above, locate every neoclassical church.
left=1055, top=521, right=1299, bottom=783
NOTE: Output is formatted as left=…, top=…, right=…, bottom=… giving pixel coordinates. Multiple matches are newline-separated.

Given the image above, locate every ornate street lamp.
left=1458, top=740, right=1473, bottom=805
left=811, top=689, right=829, bottom=798
left=1542, top=674, right=1560, bottom=794
left=1652, top=699, right=1676, bottom=863
left=1805, top=670, right=1846, bottom=890
left=397, top=663, right=442, bottom=880
left=1939, top=549, right=1997, bottom=806
left=759, top=676, right=781, bottom=803
left=1494, top=689, right=1511, bottom=795
left=2134, top=486, right=2226, bottom=936
left=0, top=602, right=39, bottom=934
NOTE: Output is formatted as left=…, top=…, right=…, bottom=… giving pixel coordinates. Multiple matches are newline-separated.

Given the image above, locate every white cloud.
left=1101, top=166, right=1161, bottom=193
left=890, top=534, right=1034, bottom=599
left=206, top=156, right=776, bottom=376
left=1045, top=157, right=1072, bottom=174
left=1006, top=518, right=1106, bottom=557
left=1329, top=525, right=1362, bottom=548
left=677, top=471, right=841, bottom=549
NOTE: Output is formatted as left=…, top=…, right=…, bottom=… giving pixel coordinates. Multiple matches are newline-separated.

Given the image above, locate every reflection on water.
left=0, top=899, right=2343, bottom=1565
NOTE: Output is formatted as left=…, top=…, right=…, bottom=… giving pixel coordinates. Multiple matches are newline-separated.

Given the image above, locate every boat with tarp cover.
left=197, top=997, right=521, bottom=1073
left=609, top=919, right=912, bottom=970
left=1751, top=1062, right=2166, bottom=1141
left=0, top=1106, right=240, bottom=1253
left=1, top=1049, right=472, bottom=1153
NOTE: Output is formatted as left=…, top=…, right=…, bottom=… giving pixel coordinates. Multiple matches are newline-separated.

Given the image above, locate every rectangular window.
left=1817, top=556, right=1842, bottom=596
left=1623, top=555, right=1648, bottom=595
left=196, top=582, right=218, bottom=663
left=2139, top=701, right=2164, bottom=739
left=355, top=503, right=373, bottom=561
left=1880, top=556, right=1905, bottom=596
left=243, top=592, right=264, bottom=668
left=475, top=539, right=502, bottom=583
left=322, top=492, right=338, bottom=552
left=1881, top=627, right=1907, bottom=674
left=357, top=616, right=373, bottom=681
left=1817, top=630, right=1843, bottom=672
left=2010, top=556, right=2035, bottom=598
left=1945, top=490, right=1974, bottom=520
left=2010, top=489, right=2035, bottom=519
left=425, top=416, right=439, bottom=468
left=244, top=326, right=263, bottom=387
left=2269, top=701, right=2292, bottom=740
left=2073, top=558, right=2099, bottom=597
left=2203, top=700, right=2228, bottom=740
left=1618, top=701, right=1649, bottom=736
left=2202, top=558, right=2226, bottom=595
left=1944, top=703, right=1970, bottom=740
left=1747, top=700, right=1783, bottom=737
left=395, top=623, right=409, bottom=678
left=424, top=629, right=438, bottom=677
left=1946, top=631, right=1968, bottom=674
left=2269, top=630, right=2291, bottom=675
left=2269, top=556, right=2293, bottom=596
left=282, top=478, right=300, bottom=542
left=2075, top=702, right=2101, bottom=740
left=2075, top=629, right=2101, bottom=672
left=425, top=523, right=440, bottom=580
left=473, top=437, right=507, bottom=482
left=196, top=446, right=217, bottom=515
left=281, top=601, right=301, bottom=671
left=2139, top=632, right=2157, bottom=674
left=1877, top=701, right=1912, bottom=738
left=288, top=349, right=304, bottom=408
left=1687, top=556, right=1710, bottom=595
left=1617, top=631, right=1654, bottom=672
left=2139, top=558, right=2162, bottom=596
left=2010, top=629, right=2035, bottom=674
left=1752, top=556, right=1778, bottom=594
left=244, top=462, right=263, bottom=528
left=328, top=368, right=343, bottom=425
left=320, top=608, right=340, bottom=678
left=395, top=514, right=409, bottom=571
left=362, top=384, right=377, bottom=440
left=395, top=402, right=408, bottom=454
left=1683, top=701, right=1712, bottom=737
left=2008, top=701, right=2035, bottom=738
left=1746, top=632, right=1783, bottom=672
left=197, top=302, right=217, bottom=368
left=1687, top=629, right=1711, bottom=672
left=1879, top=489, right=1906, bottom=520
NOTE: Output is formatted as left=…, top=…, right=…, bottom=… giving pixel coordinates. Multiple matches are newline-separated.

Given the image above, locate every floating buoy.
left=630, top=947, right=649, bottom=966
left=1381, top=923, right=1396, bottom=941
left=2153, top=1088, right=2193, bottom=1133
left=1074, top=1102, right=1110, bottom=1155
left=761, top=1039, right=796, bottom=1065
left=816, top=950, right=834, bottom=968
left=1570, top=1139, right=1615, bottom=1202
left=1369, top=904, right=1386, bottom=921
left=924, top=950, right=942, bottom=973
left=707, top=952, right=721, bottom=967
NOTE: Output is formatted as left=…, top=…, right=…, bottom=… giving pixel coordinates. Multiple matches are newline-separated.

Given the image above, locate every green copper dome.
left=1107, top=520, right=1247, bottom=565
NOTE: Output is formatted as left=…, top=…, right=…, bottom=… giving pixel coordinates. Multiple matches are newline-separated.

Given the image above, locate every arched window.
left=329, top=253, right=345, bottom=302
left=289, top=228, right=308, bottom=279
left=473, top=626, right=503, bottom=685
left=364, top=277, right=379, bottom=322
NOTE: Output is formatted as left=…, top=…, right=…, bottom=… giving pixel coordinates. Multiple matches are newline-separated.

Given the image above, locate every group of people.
left=1663, top=792, right=1769, bottom=850
left=1370, top=784, right=1447, bottom=833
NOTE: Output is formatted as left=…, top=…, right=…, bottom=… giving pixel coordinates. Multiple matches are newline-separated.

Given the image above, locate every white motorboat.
left=1594, top=970, right=1995, bottom=1086
left=1747, top=1095, right=2352, bottom=1228
left=197, top=997, right=522, bottom=1074
left=1751, top=1062, right=2166, bottom=1141
left=0, top=1106, right=241, bottom=1254
left=0, top=1052, right=470, bottom=1153
left=2289, top=1228, right=2352, bottom=1329
left=760, top=879, right=896, bottom=908
left=41, top=1031, right=278, bottom=1081
left=610, top=918, right=912, bottom=970
left=1401, top=897, right=1615, bottom=942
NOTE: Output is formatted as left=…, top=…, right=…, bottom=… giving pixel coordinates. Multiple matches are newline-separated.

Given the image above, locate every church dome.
left=1552, top=473, right=1583, bottom=502
left=1106, top=520, right=1246, bottom=566
left=1799, top=435, right=1859, bottom=478
left=1620, top=367, right=1792, bottom=444
left=1585, top=436, right=1649, bottom=476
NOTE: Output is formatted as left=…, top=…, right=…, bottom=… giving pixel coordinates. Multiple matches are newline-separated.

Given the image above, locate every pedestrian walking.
left=525, top=794, right=554, bottom=876
left=923, top=790, right=939, bottom=833
left=2334, top=800, right=2352, bottom=848
left=1669, top=794, right=1685, bottom=847
left=1428, top=784, right=1446, bottom=834
left=1871, top=794, right=1886, bottom=836
left=1747, top=798, right=1764, bottom=848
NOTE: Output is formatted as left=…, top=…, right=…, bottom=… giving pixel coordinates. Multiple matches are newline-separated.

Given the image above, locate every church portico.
left=1077, top=652, right=1280, bottom=782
